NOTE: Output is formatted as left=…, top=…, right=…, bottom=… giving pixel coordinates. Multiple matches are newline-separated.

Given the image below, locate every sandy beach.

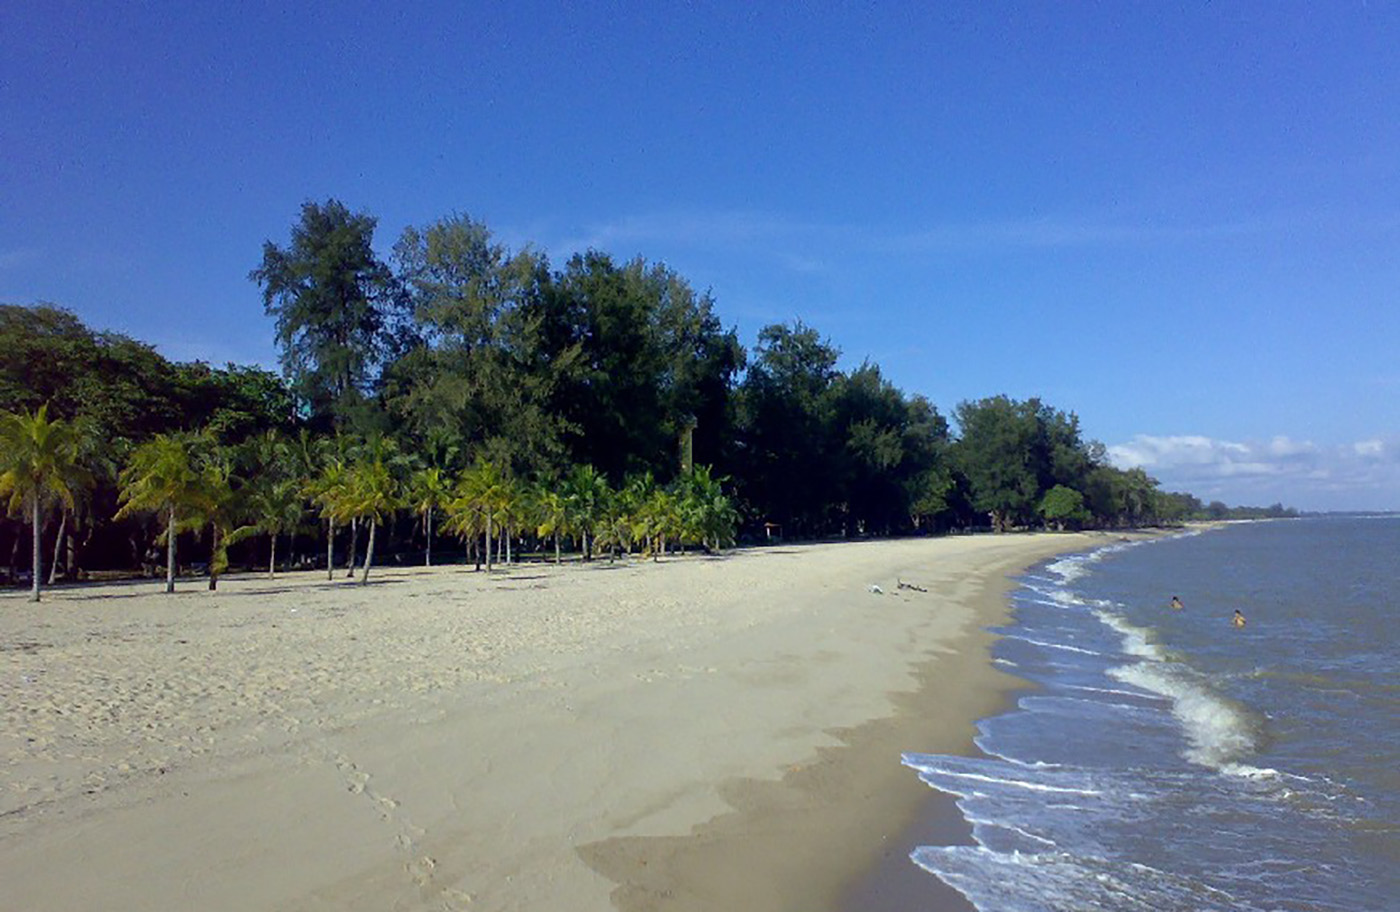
left=1, top=533, right=1103, bottom=911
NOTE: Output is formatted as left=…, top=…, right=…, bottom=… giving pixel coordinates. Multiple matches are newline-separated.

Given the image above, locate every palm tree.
left=115, top=432, right=207, bottom=593
left=649, top=488, right=683, bottom=559
left=241, top=477, right=305, bottom=577
left=497, top=473, right=525, bottom=565
left=191, top=453, right=240, bottom=591
left=448, top=459, right=508, bottom=571
left=308, top=458, right=353, bottom=580
left=593, top=497, right=632, bottom=561
left=676, top=465, right=738, bottom=553
left=0, top=405, right=89, bottom=602
left=347, top=456, right=399, bottom=584
left=238, top=431, right=305, bottom=578
left=617, top=473, right=660, bottom=558
left=563, top=464, right=611, bottom=561
left=45, top=417, right=106, bottom=586
left=531, top=482, right=568, bottom=563
left=407, top=467, right=451, bottom=566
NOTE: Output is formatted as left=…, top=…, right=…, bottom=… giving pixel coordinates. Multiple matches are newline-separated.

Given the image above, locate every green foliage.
left=387, top=214, right=570, bottom=476
left=115, top=432, right=209, bottom=592
left=1038, top=485, right=1090, bottom=530
left=674, top=465, right=738, bottom=552
left=0, top=304, right=291, bottom=448
left=540, top=252, right=744, bottom=481
left=0, top=404, right=91, bottom=600
left=445, top=458, right=511, bottom=569
left=251, top=199, right=405, bottom=428
left=3, top=208, right=1297, bottom=588
left=733, top=321, right=842, bottom=536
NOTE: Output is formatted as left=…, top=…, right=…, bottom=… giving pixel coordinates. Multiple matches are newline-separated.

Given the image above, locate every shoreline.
left=2, top=533, right=1111, bottom=911
left=577, top=535, right=1089, bottom=912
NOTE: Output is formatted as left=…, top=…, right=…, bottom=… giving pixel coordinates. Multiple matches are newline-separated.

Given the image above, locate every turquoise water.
left=905, top=518, right=1399, bottom=911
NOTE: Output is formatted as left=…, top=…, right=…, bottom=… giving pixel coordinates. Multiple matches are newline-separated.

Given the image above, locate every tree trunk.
left=30, top=497, right=41, bottom=602
left=505, top=525, right=512, bottom=564
left=269, top=534, right=277, bottom=579
left=165, top=504, right=177, bottom=594
left=346, top=517, right=358, bottom=578
left=554, top=532, right=561, bottom=564
left=326, top=519, right=335, bottom=581
left=209, top=525, right=221, bottom=591
left=485, top=512, right=494, bottom=571
left=425, top=510, right=432, bottom=567
left=360, top=520, right=377, bottom=584
left=49, top=510, right=67, bottom=586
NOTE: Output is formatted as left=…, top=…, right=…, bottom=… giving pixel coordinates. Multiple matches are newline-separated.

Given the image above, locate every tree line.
left=0, top=199, right=1290, bottom=597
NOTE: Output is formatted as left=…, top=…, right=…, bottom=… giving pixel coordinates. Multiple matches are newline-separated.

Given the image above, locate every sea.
left=904, top=517, right=1399, bottom=912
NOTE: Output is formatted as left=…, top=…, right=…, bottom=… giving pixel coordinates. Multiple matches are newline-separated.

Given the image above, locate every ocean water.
left=904, top=518, right=1399, bottom=911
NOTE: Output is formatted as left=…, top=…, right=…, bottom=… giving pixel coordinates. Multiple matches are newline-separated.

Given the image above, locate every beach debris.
left=868, top=584, right=884, bottom=594
left=897, top=578, right=928, bottom=592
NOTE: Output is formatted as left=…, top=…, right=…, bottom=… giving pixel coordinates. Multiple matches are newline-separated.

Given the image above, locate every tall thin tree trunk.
left=209, top=525, right=221, bottom=591
left=326, top=518, right=335, bottom=581
left=485, top=512, right=494, bottom=571
left=554, top=532, right=561, bottom=564
left=425, top=510, right=432, bottom=567
left=165, top=504, right=177, bottom=594
left=49, top=510, right=67, bottom=586
left=269, top=534, right=277, bottom=579
left=505, top=525, right=512, bottom=564
left=360, top=520, right=376, bottom=584
left=346, top=517, right=358, bottom=578
left=30, top=497, right=42, bottom=602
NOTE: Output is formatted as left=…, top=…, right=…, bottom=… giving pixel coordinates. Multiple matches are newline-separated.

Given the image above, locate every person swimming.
left=1170, top=596, right=1184, bottom=610
left=1233, top=609, right=1246, bottom=628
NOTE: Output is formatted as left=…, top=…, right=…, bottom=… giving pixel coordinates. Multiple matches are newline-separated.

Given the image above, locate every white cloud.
left=1108, top=433, right=1400, bottom=511
left=1354, top=439, right=1385, bottom=459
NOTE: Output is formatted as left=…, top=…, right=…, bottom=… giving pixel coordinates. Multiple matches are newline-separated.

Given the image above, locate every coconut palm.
left=407, top=466, right=451, bottom=566
left=308, top=458, right=353, bottom=580
left=191, top=454, right=240, bottom=591
left=115, top=432, right=207, bottom=593
left=496, top=473, right=525, bottom=565
left=237, top=431, right=305, bottom=578
left=239, top=477, right=305, bottom=577
left=531, top=483, right=568, bottom=563
left=562, top=464, right=610, bottom=561
left=347, top=456, right=399, bottom=583
left=615, top=473, right=663, bottom=558
left=0, top=405, right=89, bottom=602
left=44, top=418, right=107, bottom=586
left=648, top=488, right=684, bottom=559
left=676, top=465, right=738, bottom=553
left=447, top=459, right=508, bottom=571
left=592, top=495, right=631, bottom=561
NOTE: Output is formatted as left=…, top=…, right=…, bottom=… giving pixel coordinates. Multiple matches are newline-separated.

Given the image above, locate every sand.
left=1, top=533, right=1103, bottom=911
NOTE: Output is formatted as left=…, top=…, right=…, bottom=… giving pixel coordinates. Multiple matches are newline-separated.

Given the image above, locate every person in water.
left=1233, top=609, right=1246, bottom=628
left=1170, top=596, right=1184, bottom=610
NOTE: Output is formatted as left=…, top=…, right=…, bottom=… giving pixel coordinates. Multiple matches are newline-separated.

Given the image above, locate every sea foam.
left=1108, top=661, right=1261, bottom=769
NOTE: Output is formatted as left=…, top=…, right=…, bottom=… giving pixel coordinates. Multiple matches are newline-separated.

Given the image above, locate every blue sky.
left=3, top=2, right=1398, bottom=510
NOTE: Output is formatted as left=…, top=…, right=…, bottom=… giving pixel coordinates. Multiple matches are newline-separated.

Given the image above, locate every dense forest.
left=0, top=199, right=1295, bottom=599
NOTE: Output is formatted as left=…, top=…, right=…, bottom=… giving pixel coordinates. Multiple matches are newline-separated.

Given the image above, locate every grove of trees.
left=0, top=199, right=1291, bottom=595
